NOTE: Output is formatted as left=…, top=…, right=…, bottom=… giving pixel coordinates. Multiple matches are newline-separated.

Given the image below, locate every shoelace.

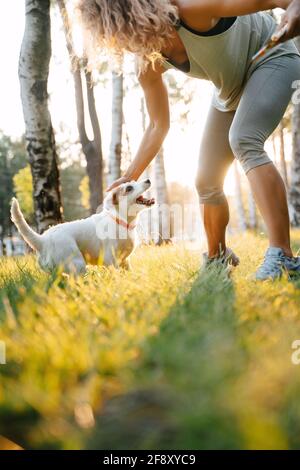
left=259, top=253, right=284, bottom=274
left=285, top=256, right=300, bottom=267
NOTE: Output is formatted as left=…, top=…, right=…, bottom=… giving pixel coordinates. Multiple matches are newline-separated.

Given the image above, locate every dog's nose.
left=144, top=179, right=151, bottom=185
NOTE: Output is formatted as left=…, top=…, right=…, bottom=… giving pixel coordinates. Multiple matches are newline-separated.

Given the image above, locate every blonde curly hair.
left=77, top=0, right=179, bottom=72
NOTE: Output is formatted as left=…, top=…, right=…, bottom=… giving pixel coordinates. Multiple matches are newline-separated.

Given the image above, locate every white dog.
left=11, top=179, right=154, bottom=274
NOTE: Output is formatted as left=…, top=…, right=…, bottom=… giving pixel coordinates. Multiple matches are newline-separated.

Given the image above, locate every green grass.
left=1, top=232, right=300, bottom=449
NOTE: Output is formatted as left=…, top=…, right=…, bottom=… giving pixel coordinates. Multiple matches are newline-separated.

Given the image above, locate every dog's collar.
left=104, top=209, right=136, bottom=231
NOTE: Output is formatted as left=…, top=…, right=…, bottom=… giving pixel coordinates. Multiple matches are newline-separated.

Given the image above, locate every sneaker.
left=283, top=253, right=300, bottom=279
left=255, top=247, right=300, bottom=281
left=202, top=247, right=240, bottom=269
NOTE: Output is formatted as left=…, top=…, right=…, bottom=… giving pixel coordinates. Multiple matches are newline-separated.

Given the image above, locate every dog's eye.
left=125, top=185, right=134, bottom=193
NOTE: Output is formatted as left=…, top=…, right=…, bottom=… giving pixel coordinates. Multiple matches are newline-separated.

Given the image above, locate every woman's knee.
left=229, top=127, right=271, bottom=174
left=195, top=174, right=226, bottom=205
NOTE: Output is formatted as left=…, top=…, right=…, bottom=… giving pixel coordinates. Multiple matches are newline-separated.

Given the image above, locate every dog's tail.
left=10, top=198, right=43, bottom=252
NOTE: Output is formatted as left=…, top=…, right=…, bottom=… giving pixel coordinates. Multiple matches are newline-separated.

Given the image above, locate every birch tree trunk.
left=19, top=0, right=63, bottom=232
left=289, top=37, right=300, bottom=227
left=140, top=97, right=151, bottom=181
left=290, top=114, right=300, bottom=226
left=154, top=148, right=170, bottom=244
left=85, top=69, right=104, bottom=212
left=137, top=97, right=153, bottom=244
left=107, top=72, right=123, bottom=186
left=57, top=0, right=103, bottom=213
left=123, top=111, right=132, bottom=166
left=234, top=161, right=247, bottom=232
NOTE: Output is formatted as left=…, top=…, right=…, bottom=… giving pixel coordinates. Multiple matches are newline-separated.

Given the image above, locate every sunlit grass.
left=230, top=231, right=300, bottom=450
left=0, top=245, right=199, bottom=449
left=1, top=232, right=300, bottom=449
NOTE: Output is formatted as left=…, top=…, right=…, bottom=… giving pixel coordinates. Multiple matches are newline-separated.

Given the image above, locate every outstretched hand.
left=277, top=0, right=300, bottom=43
left=105, top=176, right=133, bottom=192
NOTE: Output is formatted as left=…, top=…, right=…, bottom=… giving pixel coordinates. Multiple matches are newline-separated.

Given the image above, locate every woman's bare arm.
left=106, top=64, right=170, bottom=191
left=178, top=0, right=292, bottom=20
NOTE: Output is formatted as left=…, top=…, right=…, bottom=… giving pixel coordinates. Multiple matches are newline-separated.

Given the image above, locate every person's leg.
left=230, top=55, right=300, bottom=258
left=247, top=164, right=291, bottom=255
left=196, top=105, right=235, bottom=259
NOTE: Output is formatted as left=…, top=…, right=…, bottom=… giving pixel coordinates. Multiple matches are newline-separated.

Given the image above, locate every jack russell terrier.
left=11, top=179, right=155, bottom=275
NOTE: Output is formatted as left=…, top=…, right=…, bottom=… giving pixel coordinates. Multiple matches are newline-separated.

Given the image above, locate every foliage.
left=0, top=132, right=89, bottom=240
left=1, top=233, right=300, bottom=449
left=12, top=162, right=89, bottom=223
left=168, top=181, right=197, bottom=205
left=60, top=164, right=89, bottom=221
left=0, top=133, right=27, bottom=239
left=79, top=176, right=90, bottom=212
left=13, top=167, right=34, bottom=220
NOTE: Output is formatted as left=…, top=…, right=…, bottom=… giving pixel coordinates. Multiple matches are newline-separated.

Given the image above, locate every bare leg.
left=202, top=201, right=229, bottom=258
left=196, top=105, right=235, bottom=260
left=247, top=163, right=292, bottom=257
left=228, top=55, right=300, bottom=259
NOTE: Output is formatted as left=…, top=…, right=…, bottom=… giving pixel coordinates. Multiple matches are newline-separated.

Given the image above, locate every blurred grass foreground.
left=1, top=232, right=300, bottom=450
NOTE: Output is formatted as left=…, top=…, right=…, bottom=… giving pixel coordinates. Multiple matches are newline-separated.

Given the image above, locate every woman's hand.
left=277, top=0, right=300, bottom=42
left=106, top=175, right=133, bottom=192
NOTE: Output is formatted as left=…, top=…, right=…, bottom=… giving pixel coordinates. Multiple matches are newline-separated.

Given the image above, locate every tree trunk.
left=234, top=161, right=247, bottom=232
left=248, top=187, right=257, bottom=230
left=278, top=121, right=289, bottom=188
left=85, top=69, right=104, bottom=212
left=19, top=0, right=63, bottom=232
left=154, top=148, right=170, bottom=244
left=107, top=72, right=123, bottom=186
left=289, top=37, right=300, bottom=226
left=290, top=108, right=300, bottom=222
left=137, top=97, right=154, bottom=243
left=0, top=227, right=6, bottom=257
left=140, top=97, right=151, bottom=181
left=57, top=0, right=103, bottom=213
left=122, top=111, right=132, bottom=166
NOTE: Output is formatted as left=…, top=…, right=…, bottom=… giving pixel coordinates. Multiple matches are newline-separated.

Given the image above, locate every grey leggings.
left=196, top=54, right=300, bottom=205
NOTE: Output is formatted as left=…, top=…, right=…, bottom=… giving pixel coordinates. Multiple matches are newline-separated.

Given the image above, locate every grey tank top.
left=162, top=12, right=300, bottom=111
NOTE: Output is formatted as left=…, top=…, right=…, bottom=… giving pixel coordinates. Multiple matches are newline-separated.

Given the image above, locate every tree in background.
left=271, top=106, right=291, bottom=188
left=154, top=148, right=171, bottom=244
left=107, top=72, right=124, bottom=186
left=13, top=167, right=34, bottom=221
left=289, top=38, right=300, bottom=226
left=140, top=97, right=152, bottom=181
left=13, top=163, right=89, bottom=224
left=233, top=161, right=247, bottom=232
left=0, top=134, right=27, bottom=253
left=290, top=104, right=300, bottom=226
left=57, top=0, right=103, bottom=213
left=137, top=96, right=154, bottom=243
left=60, top=164, right=89, bottom=220
left=278, top=120, right=289, bottom=189
left=79, top=176, right=90, bottom=212
left=152, top=74, right=197, bottom=243
left=19, top=0, right=63, bottom=232
left=135, top=141, right=169, bottom=244
left=248, top=187, right=257, bottom=230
